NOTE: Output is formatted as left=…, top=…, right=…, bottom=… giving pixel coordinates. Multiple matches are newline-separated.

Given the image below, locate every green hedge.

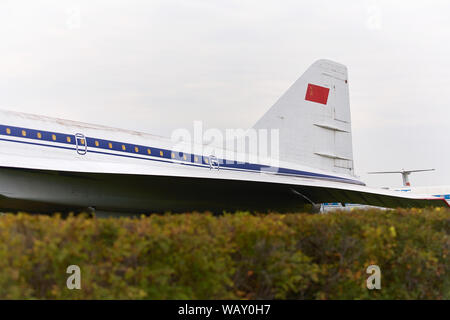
left=0, top=208, right=448, bottom=299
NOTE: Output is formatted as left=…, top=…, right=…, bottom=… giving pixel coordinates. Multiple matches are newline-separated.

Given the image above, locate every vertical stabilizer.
left=253, top=59, right=355, bottom=176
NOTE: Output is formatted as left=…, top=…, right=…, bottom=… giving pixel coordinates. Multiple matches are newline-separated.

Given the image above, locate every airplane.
left=368, top=168, right=436, bottom=187
left=376, top=170, right=450, bottom=207
left=0, top=59, right=448, bottom=215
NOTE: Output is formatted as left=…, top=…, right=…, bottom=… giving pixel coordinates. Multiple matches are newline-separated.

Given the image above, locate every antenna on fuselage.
left=367, top=168, right=435, bottom=187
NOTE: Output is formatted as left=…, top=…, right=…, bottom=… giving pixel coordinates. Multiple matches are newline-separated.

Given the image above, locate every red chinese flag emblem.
left=305, top=83, right=329, bottom=105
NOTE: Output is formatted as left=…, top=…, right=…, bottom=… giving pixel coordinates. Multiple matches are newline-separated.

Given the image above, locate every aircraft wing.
left=0, top=151, right=447, bottom=212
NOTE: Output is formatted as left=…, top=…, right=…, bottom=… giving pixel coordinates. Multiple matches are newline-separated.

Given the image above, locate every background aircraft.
left=0, top=60, right=447, bottom=214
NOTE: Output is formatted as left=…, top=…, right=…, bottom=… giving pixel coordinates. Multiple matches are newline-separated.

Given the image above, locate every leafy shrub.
left=0, top=208, right=448, bottom=299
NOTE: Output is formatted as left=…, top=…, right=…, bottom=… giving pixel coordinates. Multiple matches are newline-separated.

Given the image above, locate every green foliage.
left=0, top=208, right=448, bottom=299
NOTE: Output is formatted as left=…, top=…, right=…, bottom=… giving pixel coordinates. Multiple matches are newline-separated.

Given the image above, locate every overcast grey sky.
left=1, top=0, right=449, bottom=187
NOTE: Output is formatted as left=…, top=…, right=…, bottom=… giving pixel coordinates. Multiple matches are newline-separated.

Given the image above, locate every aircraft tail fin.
left=253, top=59, right=355, bottom=176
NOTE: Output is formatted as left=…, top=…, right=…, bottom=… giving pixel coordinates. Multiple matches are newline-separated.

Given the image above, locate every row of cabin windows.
left=8, top=128, right=65, bottom=142
left=5, top=127, right=211, bottom=161
left=7, top=127, right=218, bottom=165
left=5, top=127, right=218, bottom=165
left=81, top=138, right=165, bottom=158
left=170, top=152, right=207, bottom=163
left=81, top=138, right=167, bottom=158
